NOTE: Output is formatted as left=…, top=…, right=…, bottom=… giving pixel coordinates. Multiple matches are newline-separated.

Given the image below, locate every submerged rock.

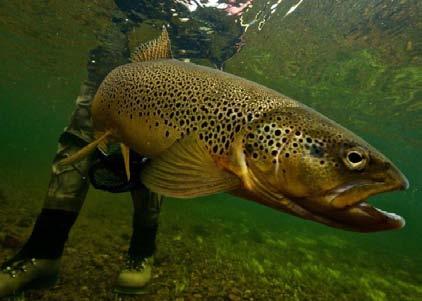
left=228, top=292, right=241, bottom=301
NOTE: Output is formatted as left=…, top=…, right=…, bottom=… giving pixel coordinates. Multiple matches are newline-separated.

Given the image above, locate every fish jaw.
left=300, top=166, right=409, bottom=232
left=319, top=202, right=405, bottom=232
left=238, top=177, right=407, bottom=232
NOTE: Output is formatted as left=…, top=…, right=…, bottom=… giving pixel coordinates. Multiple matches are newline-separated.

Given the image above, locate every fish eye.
left=343, top=148, right=368, bottom=170
left=348, top=151, right=362, bottom=163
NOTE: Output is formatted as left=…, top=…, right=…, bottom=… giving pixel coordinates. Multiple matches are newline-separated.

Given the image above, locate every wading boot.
left=0, top=209, right=77, bottom=298
left=114, top=183, right=162, bottom=295
left=0, top=257, right=60, bottom=298
left=114, top=256, right=154, bottom=295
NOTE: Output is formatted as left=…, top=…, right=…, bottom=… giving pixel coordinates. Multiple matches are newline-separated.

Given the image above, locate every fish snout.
left=310, top=160, right=409, bottom=211
left=387, top=163, right=409, bottom=191
left=303, top=160, right=409, bottom=232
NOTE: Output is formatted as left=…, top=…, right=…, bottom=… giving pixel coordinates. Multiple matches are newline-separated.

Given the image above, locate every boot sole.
left=1, top=274, right=59, bottom=299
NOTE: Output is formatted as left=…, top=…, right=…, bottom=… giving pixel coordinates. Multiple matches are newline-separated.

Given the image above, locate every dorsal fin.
left=131, top=26, right=173, bottom=62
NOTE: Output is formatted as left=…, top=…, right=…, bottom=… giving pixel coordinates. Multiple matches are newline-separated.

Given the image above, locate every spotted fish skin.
left=92, top=59, right=300, bottom=157
left=92, top=59, right=370, bottom=174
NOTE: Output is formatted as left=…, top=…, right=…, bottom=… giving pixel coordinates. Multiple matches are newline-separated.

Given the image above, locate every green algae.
left=225, top=1, right=421, bottom=150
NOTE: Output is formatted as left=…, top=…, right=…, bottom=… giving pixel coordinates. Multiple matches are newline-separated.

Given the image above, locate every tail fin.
left=59, top=131, right=111, bottom=166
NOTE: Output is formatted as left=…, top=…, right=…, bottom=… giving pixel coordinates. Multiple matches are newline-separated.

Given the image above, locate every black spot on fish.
left=310, top=144, right=324, bottom=157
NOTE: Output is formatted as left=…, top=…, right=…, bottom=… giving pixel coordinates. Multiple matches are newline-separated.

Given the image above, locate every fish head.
left=240, top=106, right=409, bottom=232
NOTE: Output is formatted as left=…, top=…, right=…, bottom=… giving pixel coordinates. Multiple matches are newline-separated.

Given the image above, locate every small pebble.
left=228, top=293, right=241, bottom=301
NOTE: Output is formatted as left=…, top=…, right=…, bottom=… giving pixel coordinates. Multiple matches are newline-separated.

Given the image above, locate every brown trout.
left=62, top=27, right=408, bottom=232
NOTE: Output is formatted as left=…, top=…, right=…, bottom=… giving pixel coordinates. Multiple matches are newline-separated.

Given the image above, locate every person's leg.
left=129, top=188, right=162, bottom=259
left=115, top=188, right=163, bottom=293
left=0, top=88, right=96, bottom=297
left=20, top=132, right=93, bottom=254
left=0, top=25, right=130, bottom=298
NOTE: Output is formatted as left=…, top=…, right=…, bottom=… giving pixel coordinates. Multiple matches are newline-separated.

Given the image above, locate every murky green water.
left=0, top=1, right=421, bottom=300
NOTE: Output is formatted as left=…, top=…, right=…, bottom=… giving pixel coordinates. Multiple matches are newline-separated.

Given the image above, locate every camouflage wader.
left=44, top=25, right=162, bottom=236
left=0, top=19, right=166, bottom=300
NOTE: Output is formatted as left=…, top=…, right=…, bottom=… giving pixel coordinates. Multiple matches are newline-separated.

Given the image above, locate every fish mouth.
left=241, top=158, right=408, bottom=232
left=299, top=175, right=409, bottom=232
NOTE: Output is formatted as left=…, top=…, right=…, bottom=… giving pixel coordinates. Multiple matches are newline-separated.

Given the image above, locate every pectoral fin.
left=120, top=143, right=131, bottom=181
left=141, top=136, right=241, bottom=198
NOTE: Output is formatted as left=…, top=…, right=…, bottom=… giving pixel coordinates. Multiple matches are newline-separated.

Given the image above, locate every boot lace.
left=123, top=256, right=152, bottom=272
